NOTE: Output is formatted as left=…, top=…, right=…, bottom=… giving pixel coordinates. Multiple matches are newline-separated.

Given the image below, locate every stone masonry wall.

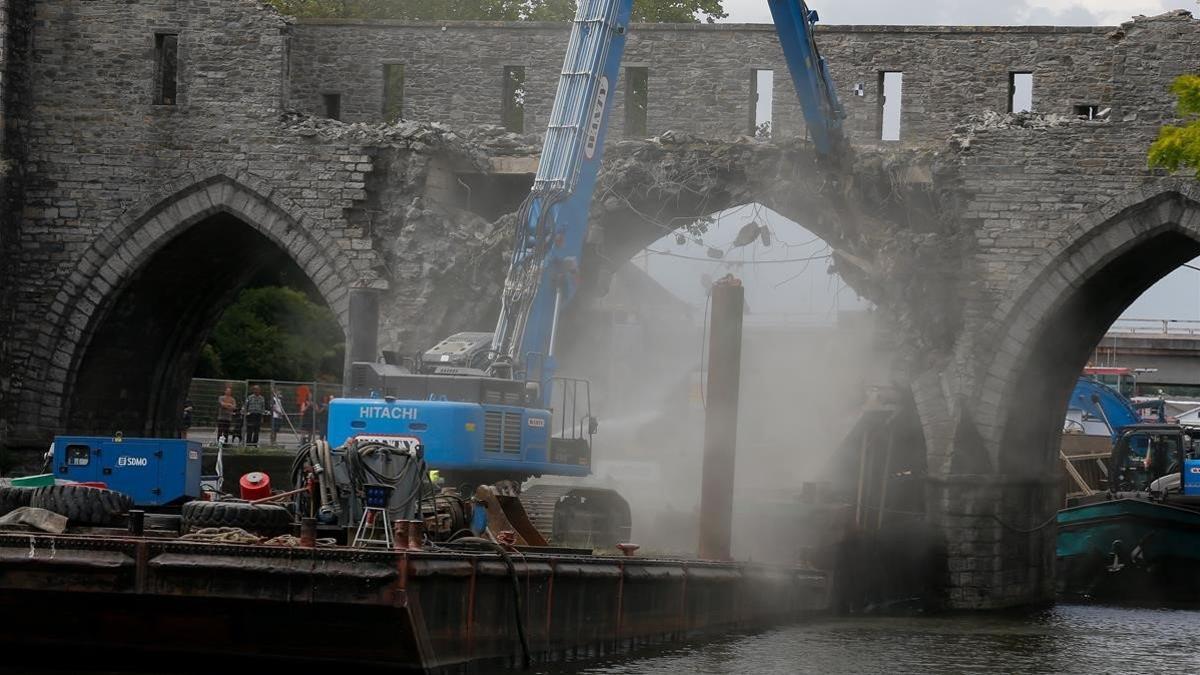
left=951, top=12, right=1200, bottom=460
left=3, top=0, right=390, bottom=442
left=0, top=0, right=31, bottom=451
left=290, top=20, right=1115, bottom=147
left=917, top=12, right=1200, bottom=609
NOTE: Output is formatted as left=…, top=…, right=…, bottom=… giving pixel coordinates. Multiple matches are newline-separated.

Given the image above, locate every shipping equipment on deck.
left=1057, top=407, right=1200, bottom=601
left=1060, top=376, right=1165, bottom=503
left=49, top=435, right=202, bottom=506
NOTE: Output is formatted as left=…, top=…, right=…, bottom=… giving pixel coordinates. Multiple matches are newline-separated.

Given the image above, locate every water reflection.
left=535, top=605, right=1200, bottom=674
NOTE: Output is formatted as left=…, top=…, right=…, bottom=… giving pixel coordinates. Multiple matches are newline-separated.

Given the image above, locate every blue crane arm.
left=490, top=0, right=633, bottom=405
left=491, top=0, right=843, bottom=408
left=1069, top=376, right=1162, bottom=440
left=767, top=0, right=846, bottom=156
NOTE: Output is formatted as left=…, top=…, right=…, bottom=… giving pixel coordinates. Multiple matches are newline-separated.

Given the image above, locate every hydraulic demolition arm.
left=489, top=0, right=634, bottom=406
left=767, top=0, right=847, bottom=157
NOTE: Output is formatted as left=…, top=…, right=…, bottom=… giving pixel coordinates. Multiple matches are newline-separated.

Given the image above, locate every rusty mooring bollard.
left=392, top=520, right=408, bottom=551
left=407, top=520, right=425, bottom=552
left=299, top=517, right=317, bottom=548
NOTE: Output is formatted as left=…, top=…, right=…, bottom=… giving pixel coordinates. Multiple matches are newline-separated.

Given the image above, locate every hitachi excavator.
left=326, top=0, right=848, bottom=548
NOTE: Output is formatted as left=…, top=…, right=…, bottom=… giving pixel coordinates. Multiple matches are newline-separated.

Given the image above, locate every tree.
left=1149, top=74, right=1200, bottom=175
left=198, top=286, right=344, bottom=382
left=266, top=0, right=727, bottom=22
left=266, top=0, right=525, bottom=20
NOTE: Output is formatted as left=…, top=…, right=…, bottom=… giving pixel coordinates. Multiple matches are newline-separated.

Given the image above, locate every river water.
left=536, top=604, right=1200, bottom=675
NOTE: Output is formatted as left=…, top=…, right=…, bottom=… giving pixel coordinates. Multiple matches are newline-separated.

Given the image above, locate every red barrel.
left=239, top=471, right=271, bottom=501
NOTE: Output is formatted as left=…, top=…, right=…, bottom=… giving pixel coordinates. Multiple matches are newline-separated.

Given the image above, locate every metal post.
left=698, top=276, right=744, bottom=561
left=854, top=426, right=870, bottom=529
left=128, top=510, right=145, bottom=536
left=875, top=417, right=896, bottom=531
left=240, top=379, right=248, bottom=448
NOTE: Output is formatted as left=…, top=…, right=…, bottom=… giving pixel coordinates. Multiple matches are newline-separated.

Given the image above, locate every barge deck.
left=0, top=530, right=828, bottom=672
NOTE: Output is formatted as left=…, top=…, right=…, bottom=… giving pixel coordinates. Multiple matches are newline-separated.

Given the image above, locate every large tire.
left=181, top=500, right=293, bottom=535
left=0, top=479, right=35, bottom=517
left=30, top=484, right=132, bottom=526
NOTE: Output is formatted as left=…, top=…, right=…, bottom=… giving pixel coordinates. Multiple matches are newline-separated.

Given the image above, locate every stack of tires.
left=0, top=479, right=294, bottom=535
left=180, top=500, right=293, bottom=536
left=0, top=480, right=132, bottom=526
left=0, top=479, right=33, bottom=517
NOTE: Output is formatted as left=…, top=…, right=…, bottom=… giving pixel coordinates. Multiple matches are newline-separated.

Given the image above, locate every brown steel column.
left=698, top=275, right=745, bottom=561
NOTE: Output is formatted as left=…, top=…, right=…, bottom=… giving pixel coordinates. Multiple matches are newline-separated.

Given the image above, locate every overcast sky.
left=721, top=0, right=1196, bottom=25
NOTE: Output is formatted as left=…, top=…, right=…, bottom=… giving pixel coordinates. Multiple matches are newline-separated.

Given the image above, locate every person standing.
left=180, top=399, right=193, bottom=439
left=316, top=394, right=332, bottom=441
left=299, top=396, right=314, bottom=444
left=217, top=385, right=237, bottom=444
left=244, top=385, right=266, bottom=447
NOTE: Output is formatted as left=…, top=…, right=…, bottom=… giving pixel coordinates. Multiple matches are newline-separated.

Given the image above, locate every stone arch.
left=31, top=172, right=359, bottom=437
left=973, top=181, right=1200, bottom=474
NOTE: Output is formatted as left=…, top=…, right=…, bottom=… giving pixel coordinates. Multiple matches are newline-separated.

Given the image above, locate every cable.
left=772, top=248, right=828, bottom=289
left=643, top=249, right=833, bottom=264
left=451, top=537, right=532, bottom=670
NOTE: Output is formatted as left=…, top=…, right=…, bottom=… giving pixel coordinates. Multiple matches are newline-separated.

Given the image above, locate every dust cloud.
left=551, top=244, right=890, bottom=562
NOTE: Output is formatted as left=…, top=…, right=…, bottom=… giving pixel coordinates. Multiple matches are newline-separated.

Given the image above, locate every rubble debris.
left=951, top=110, right=1110, bottom=150
left=281, top=112, right=542, bottom=166
left=969, top=109, right=1109, bottom=131
left=279, top=112, right=965, bottom=371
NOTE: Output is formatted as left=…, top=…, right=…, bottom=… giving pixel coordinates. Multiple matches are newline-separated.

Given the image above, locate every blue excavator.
left=1058, top=376, right=1200, bottom=601
left=1062, top=376, right=1177, bottom=495
left=320, top=0, right=848, bottom=546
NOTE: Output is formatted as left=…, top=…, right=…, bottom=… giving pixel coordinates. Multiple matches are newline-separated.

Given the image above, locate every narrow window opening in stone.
left=1009, top=72, right=1033, bottom=113
left=502, top=66, right=526, bottom=132
left=323, top=93, right=342, bottom=121
left=878, top=71, right=902, bottom=141
left=626, top=67, right=648, bottom=137
left=154, top=33, right=179, bottom=105
left=1074, top=104, right=1099, bottom=120
left=383, top=63, right=405, bottom=122
left=750, top=68, right=774, bottom=138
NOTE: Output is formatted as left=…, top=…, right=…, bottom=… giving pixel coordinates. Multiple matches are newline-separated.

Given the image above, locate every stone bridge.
left=1, top=0, right=1199, bottom=608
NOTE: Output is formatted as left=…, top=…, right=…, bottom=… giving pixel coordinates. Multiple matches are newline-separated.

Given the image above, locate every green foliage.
left=1149, top=74, right=1200, bottom=175
left=200, top=286, right=344, bottom=382
left=266, top=0, right=525, bottom=19
left=631, top=0, right=726, bottom=23
left=265, top=0, right=726, bottom=22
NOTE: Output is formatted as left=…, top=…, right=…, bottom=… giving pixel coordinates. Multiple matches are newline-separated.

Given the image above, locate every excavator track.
left=520, top=485, right=576, bottom=540
left=520, top=484, right=632, bottom=550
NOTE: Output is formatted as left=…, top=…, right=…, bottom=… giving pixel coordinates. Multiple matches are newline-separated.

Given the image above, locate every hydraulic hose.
left=320, top=440, right=341, bottom=515
left=453, top=536, right=532, bottom=670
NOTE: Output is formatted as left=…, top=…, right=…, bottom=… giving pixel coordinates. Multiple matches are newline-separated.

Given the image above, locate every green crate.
left=10, top=473, right=54, bottom=488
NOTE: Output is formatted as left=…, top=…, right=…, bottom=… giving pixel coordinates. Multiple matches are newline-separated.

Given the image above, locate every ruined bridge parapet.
left=289, top=18, right=1125, bottom=149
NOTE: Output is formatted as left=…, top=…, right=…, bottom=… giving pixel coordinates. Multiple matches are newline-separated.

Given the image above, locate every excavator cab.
left=1110, top=424, right=1184, bottom=493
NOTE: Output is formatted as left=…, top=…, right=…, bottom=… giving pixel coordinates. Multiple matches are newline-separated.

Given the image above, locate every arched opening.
left=553, top=202, right=923, bottom=561
left=998, top=225, right=1200, bottom=477
left=65, top=212, right=343, bottom=438
left=969, top=191, right=1200, bottom=605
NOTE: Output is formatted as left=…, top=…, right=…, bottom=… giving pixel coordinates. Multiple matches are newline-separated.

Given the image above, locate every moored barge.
left=0, top=529, right=828, bottom=672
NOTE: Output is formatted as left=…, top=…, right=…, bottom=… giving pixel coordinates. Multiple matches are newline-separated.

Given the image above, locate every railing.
left=1106, top=318, right=1200, bottom=336
left=183, top=378, right=343, bottom=450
